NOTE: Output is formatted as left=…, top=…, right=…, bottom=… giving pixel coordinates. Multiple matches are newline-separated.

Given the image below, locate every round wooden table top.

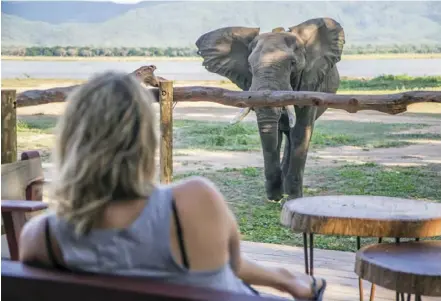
left=355, top=241, right=441, bottom=296
left=281, top=195, right=441, bottom=237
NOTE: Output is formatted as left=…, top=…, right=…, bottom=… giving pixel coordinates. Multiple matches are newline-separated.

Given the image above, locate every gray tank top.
left=47, top=185, right=256, bottom=295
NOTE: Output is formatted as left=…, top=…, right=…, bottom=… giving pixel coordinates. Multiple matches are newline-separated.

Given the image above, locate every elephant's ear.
left=195, top=27, right=260, bottom=91
left=288, top=18, right=345, bottom=91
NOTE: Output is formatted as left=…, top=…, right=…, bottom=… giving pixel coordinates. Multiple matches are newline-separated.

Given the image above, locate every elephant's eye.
left=291, top=59, right=296, bottom=66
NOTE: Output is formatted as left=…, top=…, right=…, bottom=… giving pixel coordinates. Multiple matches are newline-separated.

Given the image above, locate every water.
left=1, top=58, right=441, bottom=80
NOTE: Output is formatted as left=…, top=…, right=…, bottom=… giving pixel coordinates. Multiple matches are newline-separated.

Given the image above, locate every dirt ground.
left=17, top=99, right=441, bottom=181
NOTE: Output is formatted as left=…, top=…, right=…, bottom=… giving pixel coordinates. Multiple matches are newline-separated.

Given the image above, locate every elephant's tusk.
left=285, top=105, right=296, bottom=128
left=230, top=107, right=252, bottom=125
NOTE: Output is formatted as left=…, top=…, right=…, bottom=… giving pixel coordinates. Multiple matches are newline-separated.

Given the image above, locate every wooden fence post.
left=1, top=90, right=17, bottom=164
left=159, top=81, right=173, bottom=184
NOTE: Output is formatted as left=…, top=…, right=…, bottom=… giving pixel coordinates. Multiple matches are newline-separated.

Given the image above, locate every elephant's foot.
left=283, top=180, right=303, bottom=200
left=264, top=179, right=283, bottom=203
left=267, top=194, right=291, bottom=204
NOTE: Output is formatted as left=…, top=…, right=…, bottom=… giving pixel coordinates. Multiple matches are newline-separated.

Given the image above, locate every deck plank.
left=242, top=241, right=439, bottom=301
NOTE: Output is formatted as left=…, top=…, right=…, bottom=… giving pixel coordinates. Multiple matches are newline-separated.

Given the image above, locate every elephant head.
left=196, top=18, right=345, bottom=200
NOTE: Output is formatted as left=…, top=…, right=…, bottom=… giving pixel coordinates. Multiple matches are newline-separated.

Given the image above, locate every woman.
left=19, top=71, right=327, bottom=300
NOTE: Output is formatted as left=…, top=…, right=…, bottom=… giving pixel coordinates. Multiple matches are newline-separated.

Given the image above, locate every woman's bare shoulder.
left=170, top=176, right=230, bottom=219
left=172, top=176, right=220, bottom=197
left=19, top=211, right=51, bottom=263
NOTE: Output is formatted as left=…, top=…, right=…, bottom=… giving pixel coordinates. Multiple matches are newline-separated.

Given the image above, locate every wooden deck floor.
left=242, top=241, right=438, bottom=301
left=1, top=234, right=437, bottom=300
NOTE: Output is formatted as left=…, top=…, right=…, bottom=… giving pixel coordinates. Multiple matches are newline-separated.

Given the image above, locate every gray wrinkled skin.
left=196, top=18, right=345, bottom=201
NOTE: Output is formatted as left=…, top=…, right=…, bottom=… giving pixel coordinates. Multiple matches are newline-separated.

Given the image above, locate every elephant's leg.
left=255, top=107, right=283, bottom=201
left=283, top=106, right=318, bottom=199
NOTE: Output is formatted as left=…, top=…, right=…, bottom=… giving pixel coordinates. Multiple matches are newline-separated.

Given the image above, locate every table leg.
left=357, top=236, right=364, bottom=301
left=414, top=239, right=422, bottom=299
left=302, top=232, right=314, bottom=276
left=394, top=238, right=400, bottom=301
left=303, top=232, right=309, bottom=275
left=309, top=233, right=314, bottom=276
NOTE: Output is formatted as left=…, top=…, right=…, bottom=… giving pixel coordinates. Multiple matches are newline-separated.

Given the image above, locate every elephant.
left=195, top=17, right=345, bottom=201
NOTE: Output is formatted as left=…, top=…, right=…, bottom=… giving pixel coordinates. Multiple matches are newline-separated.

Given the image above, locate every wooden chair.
left=1, top=150, right=48, bottom=260
left=1, top=150, right=45, bottom=201
left=2, top=260, right=275, bottom=301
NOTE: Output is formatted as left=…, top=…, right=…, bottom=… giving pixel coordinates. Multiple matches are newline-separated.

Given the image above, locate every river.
left=1, top=58, right=441, bottom=80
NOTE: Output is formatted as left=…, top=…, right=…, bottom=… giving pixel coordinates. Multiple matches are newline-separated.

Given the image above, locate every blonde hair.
left=50, top=71, right=158, bottom=236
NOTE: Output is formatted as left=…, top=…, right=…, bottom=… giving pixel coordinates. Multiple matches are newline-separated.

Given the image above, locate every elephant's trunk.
left=254, top=106, right=284, bottom=201
left=243, top=72, right=292, bottom=201
left=230, top=69, right=295, bottom=127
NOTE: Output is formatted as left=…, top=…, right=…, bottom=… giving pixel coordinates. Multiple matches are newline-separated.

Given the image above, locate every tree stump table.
left=280, top=195, right=441, bottom=301
left=355, top=241, right=441, bottom=300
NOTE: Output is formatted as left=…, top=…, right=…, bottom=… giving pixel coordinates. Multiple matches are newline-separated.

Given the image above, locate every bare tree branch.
left=171, top=87, right=441, bottom=114
left=16, top=85, right=79, bottom=107
left=14, top=66, right=441, bottom=115
left=16, top=65, right=163, bottom=108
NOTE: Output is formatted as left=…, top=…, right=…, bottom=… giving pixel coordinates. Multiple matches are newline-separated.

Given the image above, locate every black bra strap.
left=44, top=218, right=68, bottom=271
left=171, top=199, right=190, bottom=269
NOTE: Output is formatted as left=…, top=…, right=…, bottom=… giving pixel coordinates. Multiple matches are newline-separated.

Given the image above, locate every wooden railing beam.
left=12, top=85, right=441, bottom=115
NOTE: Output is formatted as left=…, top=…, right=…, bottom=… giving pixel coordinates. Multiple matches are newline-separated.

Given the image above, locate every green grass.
left=174, top=120, right=260, bottom=151
left=386, top=133, right=441, bottom=140
left=339, top=75, right=441, bottom=91
left=174, top=119, right=433, bottom=151
left=17, top=116, right=57, bottom=133
left=317, top=163, right=441, bottom=201
left=15, top=116, right=439, bottom=157
left=174, top=163, right=441, bottom=252
left=16, top=117, right=438, bottom=153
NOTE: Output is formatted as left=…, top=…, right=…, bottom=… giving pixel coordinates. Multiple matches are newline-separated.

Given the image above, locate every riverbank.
left=3, top=75, right=441, bottom=92
left=3, top=52, right=441, bottom=62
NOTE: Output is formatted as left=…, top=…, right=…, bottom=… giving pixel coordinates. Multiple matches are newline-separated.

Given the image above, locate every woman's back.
left=46, top=181, right=255, bottom=295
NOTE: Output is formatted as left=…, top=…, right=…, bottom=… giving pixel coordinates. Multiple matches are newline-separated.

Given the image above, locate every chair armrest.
left=1, top=200, right=48, bottom=212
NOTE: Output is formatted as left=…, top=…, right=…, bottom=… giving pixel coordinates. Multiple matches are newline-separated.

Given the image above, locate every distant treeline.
left=2, top=44, right=441, bottom=57
left=2, top=46, right=198, bottom=57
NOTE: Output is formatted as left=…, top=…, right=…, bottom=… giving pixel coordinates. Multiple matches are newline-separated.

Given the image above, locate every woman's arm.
left=226, top=206, right=293, bottom=292
left=194, top=177, right=323, bottom=299
left=221, top=189, right=323, bottom=299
